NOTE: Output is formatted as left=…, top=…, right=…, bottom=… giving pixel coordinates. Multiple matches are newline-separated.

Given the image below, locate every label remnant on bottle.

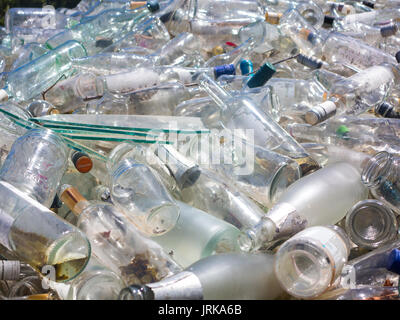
left=147, top=271, right=203, bottom=299
left=266, top=202, right=308, bottom=240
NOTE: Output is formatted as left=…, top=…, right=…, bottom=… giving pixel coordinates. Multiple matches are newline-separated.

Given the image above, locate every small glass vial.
left=274, top=225, right=351, bottom=299
left=0, top=128, right=69, bottom=208
left=361, top=151, right=400, bottom=214
left=345, top=200, right=398, bottom=250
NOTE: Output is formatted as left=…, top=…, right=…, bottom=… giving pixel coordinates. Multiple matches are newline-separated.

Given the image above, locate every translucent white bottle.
left=152, top=201, right=241, bottom=267
left=118, top=253, right=284, bottom=300
left=240, top=162, right=368, bottom=251
left=274, top=225, right=351, bottom=299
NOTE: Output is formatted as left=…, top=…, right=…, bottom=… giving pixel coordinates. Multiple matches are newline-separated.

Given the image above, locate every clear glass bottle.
left=107, top=153, right=180, bottom=236
left=0, top=40, right=87, bottom=102
left=240, top=162, right=368, bottom=251
left=345, top=199, right=398, bottom=250
left=149, top=32, right=205, bottom=67
left=184, top=131, right=301, bottom=208
left=97, top=64, right=235, bottom=96
left=0, top=180, right=91, bottom=282
left=261, top=0, right=325, bottom=28
left=154, top=144, right=266, bottom=231
left=274, top=225, right=351, bottom=299
left=5, top=6, right=67, bottom=32
left=45, top=2, right=160, bottom=55
left=71, top=52, right=153, bottom=75
left=361, top=151, right=400, bottom=214
left=118, top=253, right=284, bottom=300
left=0, top=128, right=69, bottom=208
left=338, top=239, right=400, bottom=289
left=59, top=185, right=182, bottom=285
left=198, top=73, right=320, bottom=176
left=305, top=63, right=400, bottom=125
left=47, top=255, right=125, bottom=300
left=152, top=201, right=241, bottom=268
left=101, top=16, right=171, bottom=53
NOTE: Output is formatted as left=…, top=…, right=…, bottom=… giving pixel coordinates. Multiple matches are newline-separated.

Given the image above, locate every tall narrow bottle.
left=0, top=40, right=87, bottom=102
left=198, top=72, right=320, bottom=175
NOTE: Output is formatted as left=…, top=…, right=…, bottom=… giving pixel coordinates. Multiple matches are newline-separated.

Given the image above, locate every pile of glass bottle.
left=1, top=0, right=400, bottom=301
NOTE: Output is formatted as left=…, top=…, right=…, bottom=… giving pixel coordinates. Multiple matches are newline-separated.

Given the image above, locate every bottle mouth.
left=361, top=151, right=393, bottom=188
left=118, top=284, right=154, bottom=300
left=146, top=203, right=180, bottom=236
left=345, top=199, right=398, bottom=249
left=274, top=241, right=333, bottom=299
left=237, top=229, right=257, bottom=252
left=269, top=161, right=301, bottom=204
left=46, top=232, right=91, bottom=283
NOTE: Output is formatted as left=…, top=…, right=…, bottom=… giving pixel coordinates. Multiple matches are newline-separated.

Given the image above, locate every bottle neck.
left=155, top=145, right=201, bottom=189
left=198, top=73, right=231, bottom=112
left=119, top=271, right=204, bottom=300
left=361, top=151, right=395, bottom=188
left=59, top=185, right=90, bottom=216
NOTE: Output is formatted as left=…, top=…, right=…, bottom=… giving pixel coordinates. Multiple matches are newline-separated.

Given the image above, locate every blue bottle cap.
left=246, top=62, right=276, bottom=88
left=146, top=0, right=160, bottom=12
left=387, top=248, right=400, bottom=275
left=214, top=64, right=236, bottom=79
left=240, top=59, right=254, bottom=75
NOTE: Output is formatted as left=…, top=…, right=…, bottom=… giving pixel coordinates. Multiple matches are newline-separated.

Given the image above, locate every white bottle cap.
left=0, top=89, right=9, bottom=102
left=305, top=101, right=337, bottom=125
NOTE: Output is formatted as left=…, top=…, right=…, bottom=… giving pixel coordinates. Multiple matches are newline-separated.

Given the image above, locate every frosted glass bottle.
left=240, top=162, right=368, bottom=251
left=274, top=225, right=351, bottom=299
left=0, top=40, right=87, bottom=102
left=152, top=201, right=241, bottom=268
left=118, top=253, right=284, bottom=300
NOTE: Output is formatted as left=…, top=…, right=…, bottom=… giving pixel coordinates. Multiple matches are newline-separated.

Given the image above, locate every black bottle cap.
left=395, top=51, right=400, bottom=63
left=362, top=1, right=375, bottom=8
left=160, top=11, right=173, bottom=23
left=323, top=15, right=335, bottom=28
left=71, top=151, right=93, bottom=173
left=146, top=0, right=160, bottom=12
left=51, top=194, right=63, bottom=209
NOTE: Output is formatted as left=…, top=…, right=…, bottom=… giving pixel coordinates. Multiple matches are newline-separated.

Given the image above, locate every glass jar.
left=0, top=128, right=69, bottom=208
